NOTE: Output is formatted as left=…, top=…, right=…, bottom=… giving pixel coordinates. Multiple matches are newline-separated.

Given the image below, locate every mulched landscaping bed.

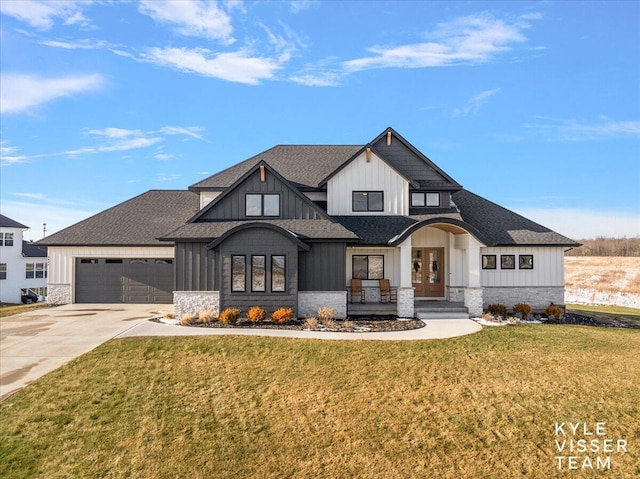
left=544, top=312, right=640, bottom=329
left=152, top=317, right=425, bottom=332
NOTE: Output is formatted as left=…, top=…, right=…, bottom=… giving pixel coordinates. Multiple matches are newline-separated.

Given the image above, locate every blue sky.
left=1, top=0, right=638, bottom=242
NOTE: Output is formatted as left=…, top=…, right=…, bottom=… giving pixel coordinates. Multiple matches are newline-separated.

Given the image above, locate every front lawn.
left=1, top=326, right=639, bottom=478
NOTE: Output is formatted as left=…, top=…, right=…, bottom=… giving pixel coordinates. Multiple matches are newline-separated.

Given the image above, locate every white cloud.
left=87, top=127, right=144, bottom=138
left=290, top=1, right=318, bottom=14
left=143, top=47, right=282, bottom=85
left=512, top=207, right=640, bottom=240
left=11, top=192, right=45, bottom=200
left=453, top=88, right=501, bottom=117
left=138, top=0, right=234, bottom=44
left=0, top=141, right=29, bottom=166
left=0, top=0, right=91, bottom=30
left=0, top=73, right=105, bottom=114
left=524, top=117, right=640, bottom=141
left=156, top=173, right=182, bottom=182
left=65, top=137, right=162, bottom=157
left=290, top=71, right=340, bottom=87
left=40, top=38, right=109, bottom=49
left=158, top=126, right=206, bottom=140
left=343, top=13, right=532, bottom=72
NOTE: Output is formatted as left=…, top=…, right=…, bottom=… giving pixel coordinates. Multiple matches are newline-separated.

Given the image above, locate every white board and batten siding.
left=327, top=151, right=408, bottom=215
left=199, top=191, right=222, bottom=209
left=480, top=246, right=565, bottom=287
left=48, top=246, right=175, bottom=285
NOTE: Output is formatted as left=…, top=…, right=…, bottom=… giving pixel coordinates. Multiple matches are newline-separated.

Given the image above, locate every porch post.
left=464, top=236, right=483, bottom=317
left=397, top=237, right=414, bottom=318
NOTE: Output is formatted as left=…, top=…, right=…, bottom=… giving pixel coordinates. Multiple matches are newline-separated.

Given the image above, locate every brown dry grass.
left=1, top=327, right=639, bottom=478
left=565, top=256, right=640, bottom=295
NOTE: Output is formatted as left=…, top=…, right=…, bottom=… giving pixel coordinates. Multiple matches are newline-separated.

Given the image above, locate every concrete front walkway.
left=118, top=317, right=482, bottom=341
left=0, top=304, right=168, bottom=400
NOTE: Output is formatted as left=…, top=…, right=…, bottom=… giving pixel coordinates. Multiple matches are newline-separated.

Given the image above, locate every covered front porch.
left=346, top=219, right=485, bottom=318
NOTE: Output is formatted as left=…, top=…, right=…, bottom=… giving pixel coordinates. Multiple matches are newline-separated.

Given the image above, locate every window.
left=411, top=192, right=425, bottom=206
left=26, top=262, right=47, bottom=279
left=500, top=255, right=515, bottom=270
left=0, top=263, right=6, bottom=280
left=426, top=193, right=440, bottom=207
left=352, top=255, right=384, bottom=280
left=272, top=255, right=286, bottom=292
left=232, top=255, right=246, bottom=292
left=80, top=258, right=98, bottom=264
left=519, top=255, right=534, bottom=270
left=411, top=192, right=440, bottom=207
left=252, top=256, right=266, bottom=292
left=105, top=259, right=123, bottom=264
left=352, top=191, right=383, bottom=212
left=246, top=194, right=280, bottom=217
left=155, top=259, right=173, bottom=265
left=482, top=255, right=496, bottom=270
left=1, top=233, right=14, bottom=246
left=130, top=259, right=148, bottom=264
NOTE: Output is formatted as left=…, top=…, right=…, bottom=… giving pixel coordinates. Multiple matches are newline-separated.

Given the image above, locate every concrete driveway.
left=0, top=304, right=169, bottom=400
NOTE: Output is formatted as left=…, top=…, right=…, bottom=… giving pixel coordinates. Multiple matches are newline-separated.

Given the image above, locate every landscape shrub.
left=323, top=318, right=338, bottom=330
left=179, top=313, right=197, bottom=325
left=219, top=308, right=241, bottom=325
left=162, top=312, right=176, bottom=319
left=486, top=304, right=507, bottom=318
left=303, top=317, right=318, bottom=330
left=482, top=312, right=501, bottom=323
left=247, top=306, right=266, bottom=323
left=513, top=303, right=532, bottom=319
left=271, top=308, right=294, bottom=324
left=545, top=304, right=564, bottom=320
left=317, top=307, right=336, bottom=322
left=342, top=320, right=355, bottom=331
left=198, top=310, right=216, bottom=323
left=506, top=316, right=521, bottom=325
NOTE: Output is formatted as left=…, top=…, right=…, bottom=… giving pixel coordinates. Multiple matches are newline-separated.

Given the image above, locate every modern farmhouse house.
left=41, top=128, right=579, bottom=318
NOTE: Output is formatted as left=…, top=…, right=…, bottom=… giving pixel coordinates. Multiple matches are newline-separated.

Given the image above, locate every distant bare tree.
left=566, top=237, right=640, bottom=257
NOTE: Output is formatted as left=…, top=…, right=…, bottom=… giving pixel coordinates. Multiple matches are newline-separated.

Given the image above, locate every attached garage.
left=75, top=258, right=174, bottom=303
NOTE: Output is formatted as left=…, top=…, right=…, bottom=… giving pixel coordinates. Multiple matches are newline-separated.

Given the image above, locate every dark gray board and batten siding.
left=298, top=242, right=347, bottom=291
left=174, top=242, right=217, bottom=291
left=218, top=228, right=299, bottom=315
left=199, top=168, right=325, bottom=221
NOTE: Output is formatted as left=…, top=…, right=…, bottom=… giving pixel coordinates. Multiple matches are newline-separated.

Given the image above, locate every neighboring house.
left=40, top=128, right=579, bottom=317
left=0, top=214, right=48, bottom=304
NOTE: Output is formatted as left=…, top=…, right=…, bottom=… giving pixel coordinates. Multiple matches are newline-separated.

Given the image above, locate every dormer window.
left=411, top=192, right=440, bottom=207
left=353, top=191, right=383, bottom=212
left=246, top=194, right=280, bottom=217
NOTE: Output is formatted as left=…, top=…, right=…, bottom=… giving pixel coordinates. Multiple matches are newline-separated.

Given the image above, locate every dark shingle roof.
left=0, top=214, right=28, bottom=229
left=39, top=190, right=200, bottom=246
left=22, top=242, right=47, bottom=257
left=160, top=219, right=359, bottom=242
left=453, top=190, right=580, bottom=246
left=333, top=216, right=416, bottom=245
left=190, top=145, right=362, bottom=191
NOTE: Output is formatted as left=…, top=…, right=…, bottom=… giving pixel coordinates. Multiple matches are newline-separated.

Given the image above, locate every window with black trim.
left=80, top=259, right=98, bottom=264
left=232, top=255, right=246, bottom=292
left=519, top=255, right=534, bottom=270
left=0, top=263, right=6, bottom=280
left=501, top=255, right=515, bottom=270
left=252, top=255, right=266, bottom=292
left=26, top=262, right=47, bottom=279
left=410, top=192, right=440, bottom=207
left=482, top=255, right=496, bottom=270
left=352, top=255, right=384, bottom=279
left=246, top=193, right=280, bottom=217
left=1, top=233, right=14, bottom=246
left=353, top=191, right=383, bottom=212
left=271, top=255, right=286, bottom=292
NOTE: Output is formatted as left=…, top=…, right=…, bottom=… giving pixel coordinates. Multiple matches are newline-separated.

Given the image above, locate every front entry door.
left=411, top=247, right=445, bottom=297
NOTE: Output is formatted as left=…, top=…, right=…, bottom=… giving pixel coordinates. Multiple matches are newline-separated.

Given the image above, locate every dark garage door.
left=75, top=258, right=173, bottom=303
